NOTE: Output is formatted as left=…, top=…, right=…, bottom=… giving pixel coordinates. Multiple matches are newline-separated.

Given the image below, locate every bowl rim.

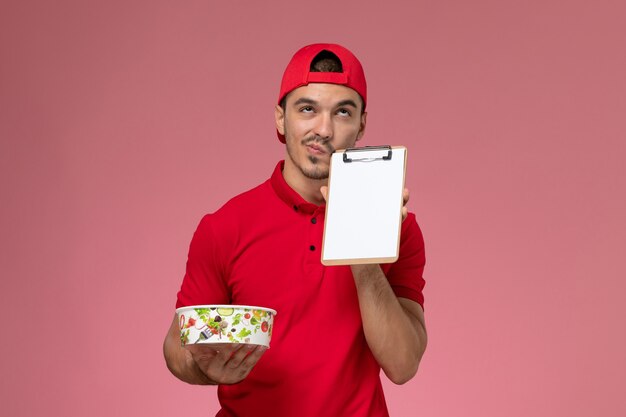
left=176, top=304, right=277, bottom=315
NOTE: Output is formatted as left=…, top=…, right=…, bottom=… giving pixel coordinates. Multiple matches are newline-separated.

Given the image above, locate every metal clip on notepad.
left=342, top=145, right=393, bottom=163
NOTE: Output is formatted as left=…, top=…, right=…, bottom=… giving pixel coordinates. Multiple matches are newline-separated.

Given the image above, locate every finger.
left=186, top=344, right=220, bottom=360
left=239, top=345, right=267, bottom=369
left=225, top=344, right=257, bottom=369
left=403, top=188, right=410, bottom=205
left=320, top=186, right=328, bottom=202
left=213, top=343, right=244, bottom=366
left=218, top=345, right=266, bottom=384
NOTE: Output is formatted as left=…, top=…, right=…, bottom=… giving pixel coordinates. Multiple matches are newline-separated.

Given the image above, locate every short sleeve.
left=175, top=214, right=231, bottom=308
left=382, top=213, right=426, bottom=309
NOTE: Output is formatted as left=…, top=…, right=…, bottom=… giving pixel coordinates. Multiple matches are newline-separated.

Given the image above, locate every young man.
left=163, top=43, right=427, bottom=417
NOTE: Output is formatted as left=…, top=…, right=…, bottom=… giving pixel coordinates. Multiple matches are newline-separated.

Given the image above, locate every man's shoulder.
left=220, top=178, right=273, bottom=212
left=202, top=178, right=274, bottom=225
left=193, top=179, right=273, bottom=240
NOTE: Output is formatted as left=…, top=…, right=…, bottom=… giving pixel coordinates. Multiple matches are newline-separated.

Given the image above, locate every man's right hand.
left=186, top=343, right=267, bottom=385
left=163, top=315, right=267, bottom=385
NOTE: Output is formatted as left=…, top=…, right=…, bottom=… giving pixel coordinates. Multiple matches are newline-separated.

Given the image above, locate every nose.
left=313, top=112, right=333, bottom=140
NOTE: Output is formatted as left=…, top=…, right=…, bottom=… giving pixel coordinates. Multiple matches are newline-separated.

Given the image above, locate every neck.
left=282, top=159, right=327, bottom=206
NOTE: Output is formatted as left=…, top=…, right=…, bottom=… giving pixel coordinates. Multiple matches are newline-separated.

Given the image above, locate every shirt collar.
left=270, top=161, right=322, bottom=215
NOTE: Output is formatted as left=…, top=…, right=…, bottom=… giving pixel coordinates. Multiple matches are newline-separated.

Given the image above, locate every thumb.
left=320, top=186, right=329, bottom=203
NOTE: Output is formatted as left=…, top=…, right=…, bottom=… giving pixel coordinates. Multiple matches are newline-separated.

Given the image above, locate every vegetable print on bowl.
left=176, top=305, right=277, bottom=347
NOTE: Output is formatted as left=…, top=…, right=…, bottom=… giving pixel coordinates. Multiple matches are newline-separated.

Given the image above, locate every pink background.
left=1, top=1, right=625, bottom=416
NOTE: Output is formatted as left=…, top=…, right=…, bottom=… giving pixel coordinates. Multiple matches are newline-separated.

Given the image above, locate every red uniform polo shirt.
left=176, top=161, right=426, bottom=417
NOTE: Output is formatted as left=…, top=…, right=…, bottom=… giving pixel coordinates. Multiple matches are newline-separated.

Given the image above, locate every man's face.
left=275, top=83, right=367, bottom=180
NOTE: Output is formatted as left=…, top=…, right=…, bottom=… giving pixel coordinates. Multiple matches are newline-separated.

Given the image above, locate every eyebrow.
left=335, top=99, right=358, bottom=108
left=292, top=97, right=358, bottom=108
left=293, top=97, right=318, bottom=106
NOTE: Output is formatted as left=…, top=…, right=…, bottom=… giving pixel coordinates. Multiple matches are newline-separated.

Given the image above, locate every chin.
left=301, top=163, right=329, bottom=180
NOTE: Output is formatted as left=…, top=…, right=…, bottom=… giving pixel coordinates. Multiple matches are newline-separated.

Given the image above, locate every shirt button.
left=310, top=218, right=317, bottom=224
left=309, top=245, right=316, bottom=251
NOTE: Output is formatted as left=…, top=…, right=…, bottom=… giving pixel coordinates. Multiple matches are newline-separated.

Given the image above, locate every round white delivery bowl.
left=176, top=305, right=277, bottom=347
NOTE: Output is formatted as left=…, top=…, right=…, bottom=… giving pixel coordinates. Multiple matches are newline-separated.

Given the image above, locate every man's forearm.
left=350, top=264, right=427, bottom=384
left=163, top=316, right=214, bottom=385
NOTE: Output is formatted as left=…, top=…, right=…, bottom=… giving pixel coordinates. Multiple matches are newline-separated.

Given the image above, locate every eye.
left=299, top=106, right=314, bottom=113
left=336, top=108, right=352, bottom=117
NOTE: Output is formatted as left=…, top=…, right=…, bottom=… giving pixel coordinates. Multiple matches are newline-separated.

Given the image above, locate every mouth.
left=306, top=143, right=328, bottom=156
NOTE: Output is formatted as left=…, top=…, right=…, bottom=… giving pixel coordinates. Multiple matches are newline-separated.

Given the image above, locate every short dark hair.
left=280, top=51, right=364, bottom=113
left=310, top=50, right=343, bottom=72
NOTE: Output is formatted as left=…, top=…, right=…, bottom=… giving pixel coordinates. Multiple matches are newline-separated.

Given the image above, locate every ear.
left=275, top=104, right=285, bottom=135
left=356, top=111, right=367, bottom=142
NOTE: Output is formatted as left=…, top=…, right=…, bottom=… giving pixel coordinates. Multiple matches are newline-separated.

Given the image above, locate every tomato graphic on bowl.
left=261, top=321, right=268, bottom=332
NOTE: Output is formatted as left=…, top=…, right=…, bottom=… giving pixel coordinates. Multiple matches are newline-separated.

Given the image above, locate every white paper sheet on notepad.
left=321, top=146, right=406, bottom=265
